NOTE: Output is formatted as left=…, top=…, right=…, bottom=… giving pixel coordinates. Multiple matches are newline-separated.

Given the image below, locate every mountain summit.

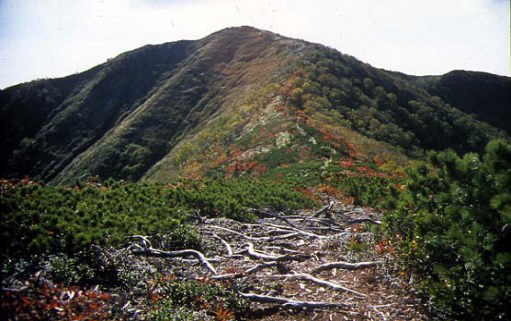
left=1, top=26, right=509, bottom=183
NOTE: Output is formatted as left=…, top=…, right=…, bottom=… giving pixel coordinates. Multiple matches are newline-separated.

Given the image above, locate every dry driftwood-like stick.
left=240, top=242, right=280, bottom=260
left=127, top=235, right=153, bottom=248
left=345, top=218, right=382, bottom=225
left=131, top=246, right=217, bottom=274
left=371, top=306, right=387, bottom=321
left=263, top=246, right=302, bottom=254
left=307, top=200, right=335, bottom=219
left=306, top=226, right=345, bottom=233
left=264, top=272, right=367, bottom=297
left=263, top=223, right=324, bottom=239
left=256, top=209, right=299, bottom=228
left=210, top=225, right=299, bottom=241
left=211, top=233, right=233, bottom=256
left=239, top=292, right=352, bottom=309
left=212, top=261, right=284, bottom=280
left=313, top=260, right=384, bottom=273
left=244, top=261, right=281, bottom=274
left=294, top=273, right=366, bottom=297
left=305, top=217, right=344, bottom=228
left=240, top=242, right=310, bottom=262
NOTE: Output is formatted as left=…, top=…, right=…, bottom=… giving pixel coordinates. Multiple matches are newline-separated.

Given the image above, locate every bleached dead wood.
left=244, top=261, right=281, bottom=274
left=129, top=236, right=217, bottom=274
left=345, top=218, right=382, bottom=225
left=239, top=242, right=310, bottom=262
left=313, top=260, right=384, bottom=273
left=308, top=200, right=335, bottom=218
left=127, top=235, right=153, bottom=248
left=255, top=208, right=300, bottom=228
left=212, top=261, right=285, bottom=280
left=239, top=292, right=353, bottom=309
left=263, top=272, right=367, bottom=297
left=306, top=226, right=345, bottom=233
left=263, top=246, right=302, bottom=254
left=211, top=233, right=233, bottom=256
left=210, top=225, right=299, bottom=241
left=263, top=223, right=324, bottom=238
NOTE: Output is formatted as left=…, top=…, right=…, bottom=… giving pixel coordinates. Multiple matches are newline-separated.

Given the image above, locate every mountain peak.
left=0, top=27, right=508, bottom=183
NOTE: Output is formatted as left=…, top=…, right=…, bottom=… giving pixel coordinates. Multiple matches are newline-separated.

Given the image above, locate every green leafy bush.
left=384, top=140, right=511, bottom=319
left=148, top=278, right=248, bottom=321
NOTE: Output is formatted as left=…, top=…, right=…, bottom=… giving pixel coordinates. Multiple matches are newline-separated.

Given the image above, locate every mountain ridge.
left=1, top=26, right=509, bottom=183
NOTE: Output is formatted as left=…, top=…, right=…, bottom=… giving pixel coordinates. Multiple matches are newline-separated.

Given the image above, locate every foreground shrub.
left=385, top=140, right=511, bottom=319
left=147, top=277, right=248, bottom=321
left=0, top=279, right=119, bottom=321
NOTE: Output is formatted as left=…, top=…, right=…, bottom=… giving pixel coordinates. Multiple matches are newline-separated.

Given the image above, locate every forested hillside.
left=0, top=26, right=508, bottom=184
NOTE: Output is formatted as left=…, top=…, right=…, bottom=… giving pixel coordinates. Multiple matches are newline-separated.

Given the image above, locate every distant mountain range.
left=1, top=26, right=509, bottom=183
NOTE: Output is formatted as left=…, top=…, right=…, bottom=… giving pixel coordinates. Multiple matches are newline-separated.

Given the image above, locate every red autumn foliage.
left=225, top=161, right=268, bottom=177
left=374, top=239, right=396, bottom=255
left=0, top=280, right=117, bottom=321
left=295, top=110, right=308, bottom=124
left=294, top=186, right=321, bottom=202
left=316, top=184, right=345, bottom=199
left=339, top=160, right=354, bottom=168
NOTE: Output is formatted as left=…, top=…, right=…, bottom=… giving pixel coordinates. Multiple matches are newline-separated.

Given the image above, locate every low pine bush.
left=384, top=140, right=511, bottom=319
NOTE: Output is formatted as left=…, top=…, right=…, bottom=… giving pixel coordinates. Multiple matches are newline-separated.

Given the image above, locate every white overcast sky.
left=0, top=0, right=509, bottom=89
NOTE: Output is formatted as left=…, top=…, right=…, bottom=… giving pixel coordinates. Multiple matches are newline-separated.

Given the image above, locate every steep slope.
left=0, top=26, right=508, bottom=184
left=0, top=40, right=194, bottom=180
left=412, top=70, right=511, bottom=134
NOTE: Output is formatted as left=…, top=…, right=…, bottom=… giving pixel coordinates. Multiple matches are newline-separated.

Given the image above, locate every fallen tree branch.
left=131, top=247, right=217, bottom=274
left=308, top=201, right=335, bottom=218
left=239, top=292, right=352, bottom=309
left=345, top=218, right=382, bottom=225
left=239, top=242, right=310, bottom=262
left=263, top=246, right=302, bottom=254
left=263, top=223, right=324, bottom=239
left=212, top=261, right=286, bottom=280
left=210, top=225, right=299, bottom=241
left=306, top=226, right=345, bottom=233
left=264, top=272, right=367, bottom=297
left=211, top=233, right=233, bottom=256
left=312, top=260, right=384, bottom=273
left=244, top=261, right=282, bottom=274
left=256, top=209, right=300, bottom=228
left=127, top=235, right=152, bottom=248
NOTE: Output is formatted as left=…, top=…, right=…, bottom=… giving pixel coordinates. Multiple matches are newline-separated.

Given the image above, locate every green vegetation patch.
left=0, top=177, right=314, bottom=264
left=384, top=139, right=511, bottom=319
left=148, top=278, right=249, bottom=321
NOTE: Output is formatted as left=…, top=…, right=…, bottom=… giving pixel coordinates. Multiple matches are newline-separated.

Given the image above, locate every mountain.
left=411, top=70, right=511, bottom=134
left=1, top=26, right=509, bottom=184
